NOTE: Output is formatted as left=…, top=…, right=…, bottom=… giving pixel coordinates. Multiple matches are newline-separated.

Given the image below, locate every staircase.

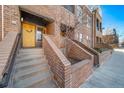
left=11, top=48, right=57, bottom=88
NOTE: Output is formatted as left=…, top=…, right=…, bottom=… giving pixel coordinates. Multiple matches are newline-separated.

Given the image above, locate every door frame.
left=35, top=25, right=47, bottom=47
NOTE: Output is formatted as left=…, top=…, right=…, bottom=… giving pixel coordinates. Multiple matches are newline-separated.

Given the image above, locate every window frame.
left=63, top=5, right=75, bottom=14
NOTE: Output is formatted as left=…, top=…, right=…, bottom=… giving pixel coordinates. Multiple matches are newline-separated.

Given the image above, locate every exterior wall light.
left=21, top=17, right=23, bottom=22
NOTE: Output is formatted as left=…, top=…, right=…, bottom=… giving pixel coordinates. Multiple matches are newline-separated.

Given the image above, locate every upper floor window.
left=63, top=5, right=74, bottom=13
left=87, top=15, right=92, bottom=28
left=96, top=18, right=99, bottom=31
left=60, top=23, right=66, bottom=37
left=100, top=22, right=102, bottom=31
left=79, top=33, right=83, bottom=43
left=76, top=5, right=83, bottom=24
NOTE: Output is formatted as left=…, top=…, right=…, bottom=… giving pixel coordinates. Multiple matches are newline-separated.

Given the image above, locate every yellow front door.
left=22, top=23, right=36, bottom=48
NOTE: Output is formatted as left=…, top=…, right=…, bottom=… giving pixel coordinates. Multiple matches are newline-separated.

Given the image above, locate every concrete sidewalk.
left=80, top=49, right=124, bottom=88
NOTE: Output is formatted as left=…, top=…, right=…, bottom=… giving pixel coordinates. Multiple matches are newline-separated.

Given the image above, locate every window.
left=76, top=5, right=83, bottom=24
left=60, top=24, right=66, bottom=37
left=97, top=37, right=102, bottom=43
left=96, top=19, right=99, bottom=31
left=36, top=27, right=42, bottom=41
left=100, top=38, right=102, bottom=43
left=79, top=33, right=83, bottom=42
left=63, top=5, right=74, bottom=13
left=87, top=15, right=92, bottom=28
left=100, top=22, right=102, bottom=31
left=96, top=37, right=99, bottom=43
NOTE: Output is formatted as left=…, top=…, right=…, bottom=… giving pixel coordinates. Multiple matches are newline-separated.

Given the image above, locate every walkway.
left=80, top=49, right=124, bottom=88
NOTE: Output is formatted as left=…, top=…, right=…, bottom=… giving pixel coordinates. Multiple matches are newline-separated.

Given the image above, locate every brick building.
left=3, top=5, right=75, bottom=48
left=103, top=35, right=119, bottom=48
left=0, top=5, right=110, bottom=88
left=92, top=8, right=103, bottom=48
left=74, top=6, right=93, bottom=47
left=103, top=35, right=118, bottom=44
left=103, top=28, right=119, bottom=48
left=2, top=5, right=103, bottom=48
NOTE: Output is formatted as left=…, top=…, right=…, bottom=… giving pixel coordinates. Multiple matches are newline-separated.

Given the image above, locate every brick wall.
left=72, top=40, right=100, bottom=66
left=66, top=38, right=93, bottom=61
left=4, top=5, right=75, bottom=47
left=74, top=6, right=93, bottom=48
left=65, top=38, right=94, bottom=87
left=71, top=59, right=93, bottom=87
left=43, top=36, right=94, bottom=88
left=4, top=5, right=20, bottom=37
left=19, top=5, right=75, bottom=27
left=19, top=5, right=75, bottom=48
left=0, top=31, right=18, bottom=80
left=43, top=35, right=71, bottom=88
left=0, top=5, right=2, bottom=41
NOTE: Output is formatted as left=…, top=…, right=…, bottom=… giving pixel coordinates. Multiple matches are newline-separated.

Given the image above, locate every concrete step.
left=12, top=48, right=57, bottom=88
left=18, top=52, right=44, bottom=55
left=15, top=56, right=46, bottom=64
left=14, top=71, right=51, bottom=88
left=15, top=57, right=46, bottom=64
left=15, top=60, right=48, bottom=71
left=17, top=52, right=44, bottom=57
left=14, top=64, right=49, bottom=82
left=33, top=79, right=57, bottom=88
left=19, top=49, right=43, bottom=53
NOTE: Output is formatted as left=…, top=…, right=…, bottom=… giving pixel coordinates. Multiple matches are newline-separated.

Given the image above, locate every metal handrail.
left=0, top=33, right=21, bottom=88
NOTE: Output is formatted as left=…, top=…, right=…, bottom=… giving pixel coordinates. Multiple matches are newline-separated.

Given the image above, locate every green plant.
left=94, top=48, right=102, bottom=53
